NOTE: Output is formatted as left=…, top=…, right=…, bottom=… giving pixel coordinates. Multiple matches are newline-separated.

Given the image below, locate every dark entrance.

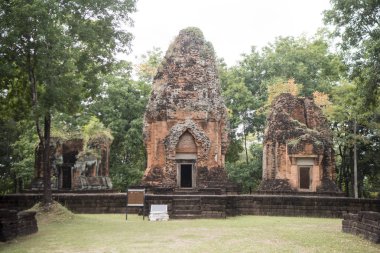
left=61, top=150, right=77, bottom=189
left=62, top=166, right=72, bottom=189
left=299, top=167, right=310, bottom=189
left=180, top=164, right=192, bottom=188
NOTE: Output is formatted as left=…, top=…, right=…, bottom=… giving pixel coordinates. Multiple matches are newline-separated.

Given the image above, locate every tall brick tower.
left=142, top=27, right=229, bottom=190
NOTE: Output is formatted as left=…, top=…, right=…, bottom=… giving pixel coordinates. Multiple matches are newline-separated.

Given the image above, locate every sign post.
left=126, top=188, right=145, bottom=220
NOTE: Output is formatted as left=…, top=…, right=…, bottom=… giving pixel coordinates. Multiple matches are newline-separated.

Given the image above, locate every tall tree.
left=327, top=81, right=380, bottom=197
left=219, top=61, right=264, bottom=164
left=0, top=0, right=136, bottom=206
left=324, top=0, right=380, bottom=106
left=238, top=35, right=343, bottom=98
left=135, top=47, right=163, bottom=84
left=89, top=61, right=151, bottom=190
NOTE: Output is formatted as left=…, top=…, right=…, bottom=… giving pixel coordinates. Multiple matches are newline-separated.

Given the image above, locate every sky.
left=126, top=0, right=332, bottom=66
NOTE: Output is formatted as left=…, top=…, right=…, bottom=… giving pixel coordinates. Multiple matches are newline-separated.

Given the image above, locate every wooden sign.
left=127, top=189, right=145, bottom=207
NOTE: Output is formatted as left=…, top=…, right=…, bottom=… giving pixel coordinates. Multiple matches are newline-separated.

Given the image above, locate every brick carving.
left=142, top=27, right=229, bottom=189
left=260, top=93, right=339, bottom=192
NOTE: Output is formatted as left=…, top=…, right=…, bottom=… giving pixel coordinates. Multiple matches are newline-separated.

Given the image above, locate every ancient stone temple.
left=142, top=27, right=230, bottom=190
left=260, top=93, right=339, bottom=193
left=32, top=137, right=113, bottom=190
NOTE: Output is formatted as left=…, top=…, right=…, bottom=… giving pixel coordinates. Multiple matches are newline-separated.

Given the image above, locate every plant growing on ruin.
left=79, top=116, right=113, bottom=159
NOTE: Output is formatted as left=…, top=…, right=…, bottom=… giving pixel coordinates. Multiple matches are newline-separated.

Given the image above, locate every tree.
left=89, top=61, right=151, bottom=190
left=135, top=47, right=163, bottom=83
left=238, top=35, right=343, bottom=98
left=10, top=121, right=38, bottom=192
left=327, top=81, right=380, bottom=197
left=219, top=61, right=263, bottom=165
left=0, top=0, right=136, bottom=206
left=324, top=0, right=380, bottom=106
left=226, top=143, right=263, bottom=193
left=266, top=78, right=302, bottom=106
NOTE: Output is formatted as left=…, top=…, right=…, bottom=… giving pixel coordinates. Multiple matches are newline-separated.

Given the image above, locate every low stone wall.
left=0, top=209, right=38, bottom=241
left=145, top=195, right=380, bottom=218
left=342, top=211, right=380, bottom=243
left=226, top=195, right=380, bottom=218
left=1, top=193, right=379, bottom=218
left=0, top=193, right=127, bottom=213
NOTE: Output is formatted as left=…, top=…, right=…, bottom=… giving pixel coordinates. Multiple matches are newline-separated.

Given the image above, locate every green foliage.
left=226, top=143, right=263, bottom=193
left=89, top=62, right=150, bottom=190
left=77, top=116, right=113, bottom=159
left=324, top=0, right=380, bottom=106
left=238, top=35, right=343, bottom=98
left=10, top=122, right=38, bottom=188
left=266, top=78, right=303, bottom=108
left=82, top=116, right=113, bottom=145
left=136, top=47, right=163, bottom=83
left=181, top=27, right=205, bottom=40
left=0, top=0, right=136, bottom=114
left=50, top=114, right=84, bottom=141
left=327, top=81, right=380, bottom=197
left=0, top=0, right=136, bottom=199
left=0, top=119, right=19, bottom=194
left=220, top=34, right=344, bottom=190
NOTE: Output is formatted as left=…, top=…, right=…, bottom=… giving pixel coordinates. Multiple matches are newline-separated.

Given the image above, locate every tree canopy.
left=0, top=0, right=136, bottom=203
left=324, top=0, right=380, bottom=106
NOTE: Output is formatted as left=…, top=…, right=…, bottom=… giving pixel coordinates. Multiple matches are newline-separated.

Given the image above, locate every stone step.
left=173, top=199, right=201, bottom=205
left=171, top=214, right=203, bottom=219
left=173, top=204, right=201, bottom=211
left=173, top=188, right=223, bottom=195
left=201, top=211, right=226, bottom=218
left=173, top=209, right=201, bottom=215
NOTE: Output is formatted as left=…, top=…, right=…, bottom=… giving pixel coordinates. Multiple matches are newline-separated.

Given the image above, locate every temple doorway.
left=299, top=167, right=311, bottom=190
left=61, top=150, right=77, bottom=189
left=61, top=166, right=72, bottom=189
left=180, top=164, right=193, bottom=188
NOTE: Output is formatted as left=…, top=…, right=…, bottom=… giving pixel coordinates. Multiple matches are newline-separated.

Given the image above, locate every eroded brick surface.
left=32, top=138, right=112, bottom=190
left=142, top=28, right=229, bottom=189
left=343, top=211, right=380, bottom=243
left=260, top=93, right=339, bottom=193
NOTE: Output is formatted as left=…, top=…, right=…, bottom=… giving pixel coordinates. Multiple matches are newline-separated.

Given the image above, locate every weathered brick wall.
left=142, top=27, right=230, bottom=189
left=342, top=211, right=380, bottom=243
left=0, top=209, right=38, bottom=241
left=261, top=93, right=338, bottom=192
left=0, top=193, right=127, bottom=213
left=1, top=194, right=379, bottom=218
left=145, top=194, right=380, bottom=219
left=225, top=195, right=380, bottom=218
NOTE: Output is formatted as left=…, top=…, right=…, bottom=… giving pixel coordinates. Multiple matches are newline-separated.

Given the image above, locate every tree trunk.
left=344, top=162, right=350, bottom=197
left=42, top=112, right=52, bottom=208
left=338, top=145, right=345, bottom=190
left=27, top=48, right=52, bottom=207
left=243, top=123, right=249, bottom=165
left=353, top=120, right=358, bottom=198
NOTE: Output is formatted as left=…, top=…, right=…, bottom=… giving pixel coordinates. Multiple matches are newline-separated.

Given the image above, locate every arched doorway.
left=176, top=131, right=197, bottom=188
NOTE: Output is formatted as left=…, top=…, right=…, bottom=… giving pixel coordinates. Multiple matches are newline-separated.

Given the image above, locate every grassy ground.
left=1, top=214, right=379, bottom=253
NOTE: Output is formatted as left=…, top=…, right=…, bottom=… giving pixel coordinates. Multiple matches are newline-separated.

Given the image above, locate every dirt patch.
left=28, top=201, right=74, bottom=225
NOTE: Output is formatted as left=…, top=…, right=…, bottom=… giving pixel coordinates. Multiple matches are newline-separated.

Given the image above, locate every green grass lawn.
left=1, top=214, right=379, bottom=253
